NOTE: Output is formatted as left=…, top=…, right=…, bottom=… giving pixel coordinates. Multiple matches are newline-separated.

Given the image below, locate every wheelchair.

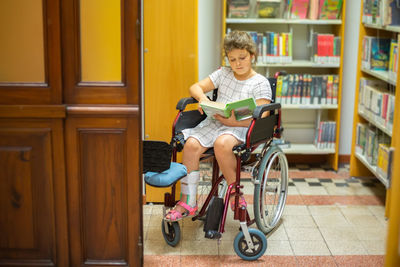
left=144, top=76, right=289, bottom=261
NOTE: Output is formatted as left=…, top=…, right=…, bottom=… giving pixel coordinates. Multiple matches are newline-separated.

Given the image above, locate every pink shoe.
left=164, top=201, right=198, bottom=222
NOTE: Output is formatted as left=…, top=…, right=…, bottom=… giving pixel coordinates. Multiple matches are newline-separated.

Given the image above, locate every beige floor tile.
left=285, top=227, right=324, bottom=241
left=367, top=205, right=386, bottom=218
left=319, top=227, right=358, bottom=241
left=266, top=225, right=288, bottom=241
left=339, top=205, right=373, bottom=216
left=326, top=239, right=367, bottom=255
left=344, top=214, right=383, bottom=228
left=145, top=226, right=164, bottom=241
left=288, top=186, right=300, bottom=195
left=283, top=215, right=317, bottom=228
left=312, top=214, right=351, bottom=228
left=180, top=240, right=219, bottom=255
left=353, top=226, right=387, bottom=241
left=143, top=239, right=181, bottom=255
left=283, top=205, right=309, bottom=216
left=148, top=214, right=165, bottom=227
left=290, top=240, right=331, bottom=256
left=217, top=240, right=236, bottom=255
left=151, top=205, right=165, bottom=215
left=143, top=214, right=151, bottom=228
left=265, top=240, right=293, bottom=255
left=182, top=226, right=206, bottom=241
left=308, top=205, right=342, bottom=216
left=143, top=204, right=153, bottom=215
left=295, top=185, right=329, bottom=195
left=361, top=240, right=387, bottom=255
left=323, top=185, right=355, bottom=196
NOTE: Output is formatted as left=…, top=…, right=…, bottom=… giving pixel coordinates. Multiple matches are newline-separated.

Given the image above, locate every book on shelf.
left=358, top=77, right=394, bottom=130
left=388, top=38, right=399, bottom=81
left=308, top=0, right=320, bottom=19
left=228, top=0, right=251, bottom=18
left=245, top=30, right=292, bottom=64
left=355, top=122, right=391, bottom=166
left=290, top=0, right=309, bottom=19
left=376, top=143, right=391, bottom=179
left=257, top=0, right=282, bottom=18
left=383, top=0, right=400, bottom=26
left=275, top=74, right=339, bottom=105
left=311, top=33, right=341, bottom=65
left=199, top=97, right=257, bottom=121
left=361, top=36, right=392, bottom=70
left=362, top=0, right=384, bottom=25
left=319, top=0, right=343, bottom=19
left=314, top=121, right=336, bottom=149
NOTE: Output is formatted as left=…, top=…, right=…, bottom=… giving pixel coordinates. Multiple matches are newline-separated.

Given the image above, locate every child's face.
left=227, top=49, right=253, bottom=78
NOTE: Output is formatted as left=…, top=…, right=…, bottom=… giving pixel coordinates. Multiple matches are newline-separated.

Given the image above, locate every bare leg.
left=213, top=134, right=241, bottom=186
left=165, top=137, right=208, bottom=219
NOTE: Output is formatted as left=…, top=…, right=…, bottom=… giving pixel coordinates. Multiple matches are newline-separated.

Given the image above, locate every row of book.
left=242, top=31, right=293, bottom=64
left=311, top=33, right=341, bottom=65
left=355, top=123, right=391, bottom=179
left=227, top=0, right=343, bottom=20
left=361, top=36, right=398, bottom=71
left=358, top=78, right=395, bottom=133
left=362, top=0, right=400, bottom=26
left=276, top=74, right=339, bottom=105
left=314, top=121, right=336, bottom=149
left=388, top=37, right=399, bottom=80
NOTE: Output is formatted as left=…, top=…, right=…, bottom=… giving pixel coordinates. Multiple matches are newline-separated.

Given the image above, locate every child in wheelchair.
left=165, top=30, right=273, bottom=222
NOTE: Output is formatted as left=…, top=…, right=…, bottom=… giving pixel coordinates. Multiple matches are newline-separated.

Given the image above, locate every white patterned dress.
left=182, top=67, right=272, bottom=147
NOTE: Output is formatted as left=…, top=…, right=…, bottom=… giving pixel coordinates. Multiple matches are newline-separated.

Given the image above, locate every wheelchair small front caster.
left=161, top=220, right=180, bottom=247
left=233, top=228, right=267, bottom=261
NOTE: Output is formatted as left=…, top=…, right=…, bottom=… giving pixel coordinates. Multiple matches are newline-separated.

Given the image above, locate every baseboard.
left=339, top=154, right=350, bottom=164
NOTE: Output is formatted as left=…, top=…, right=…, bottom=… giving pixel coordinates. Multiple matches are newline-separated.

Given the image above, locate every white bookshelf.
left=358, top=105, right=392, bottom=137
left=282, top=144, right=335, bottom=154
left=361, top=68, right=397, bottom=86
left=226, top=18, right=342, bottom=25
left=256, top=60, right=340, bottom=68
left=354, top=152, right=389, bottom=188
left=282, top=104, right=338, bottom=109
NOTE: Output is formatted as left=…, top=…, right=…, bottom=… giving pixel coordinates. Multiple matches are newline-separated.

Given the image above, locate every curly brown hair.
left=223, top=30, right=257, bottom=63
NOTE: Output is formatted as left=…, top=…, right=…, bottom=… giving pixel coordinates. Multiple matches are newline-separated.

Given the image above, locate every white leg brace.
left=181, top=171, right=200, bottom=207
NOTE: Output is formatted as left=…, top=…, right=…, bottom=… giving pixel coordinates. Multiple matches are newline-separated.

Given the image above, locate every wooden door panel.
left=65, top=106, right=142, bottom=266
left=80, top=130, right=127, bottom=261
left=0, top=123, right=67, bottom=266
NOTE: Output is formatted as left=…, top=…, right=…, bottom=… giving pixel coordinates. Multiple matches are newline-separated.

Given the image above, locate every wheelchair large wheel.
left=254, top=145, right=289, bottom=234
left=233, top=228, right=267, bottom=261
left=161, top=220, right=180, bottom=247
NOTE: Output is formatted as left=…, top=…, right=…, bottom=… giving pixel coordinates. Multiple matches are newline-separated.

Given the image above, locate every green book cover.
left=200, top=97, right=257, bottom=121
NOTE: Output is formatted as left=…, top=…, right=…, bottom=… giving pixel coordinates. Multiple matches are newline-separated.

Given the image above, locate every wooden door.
left=65, top=107, right=141, bottom=266
left=144, top=0, right=198, bottom=202
left=0, top=107, right=68, bottom=266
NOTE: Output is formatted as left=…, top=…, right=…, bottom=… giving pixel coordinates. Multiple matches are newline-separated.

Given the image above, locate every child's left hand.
left=214, top=110, right=237, bottom=126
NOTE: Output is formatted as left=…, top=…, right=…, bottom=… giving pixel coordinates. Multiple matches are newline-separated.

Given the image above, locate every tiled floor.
left=143, top=164, right=387, bottom=266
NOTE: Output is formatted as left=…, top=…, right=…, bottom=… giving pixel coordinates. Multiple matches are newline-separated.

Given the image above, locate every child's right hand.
left=198, top=99, right=210, bottom=115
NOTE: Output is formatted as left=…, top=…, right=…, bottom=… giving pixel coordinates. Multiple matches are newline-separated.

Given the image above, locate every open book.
left=200, top=97, right=257, bottom=121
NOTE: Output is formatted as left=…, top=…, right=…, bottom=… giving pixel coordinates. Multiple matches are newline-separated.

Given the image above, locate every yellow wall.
left=0, top=0, right=45, bottom=83
left=144, top=0, right=198, bottom=202
left=80, top=0, right=122, bottom=82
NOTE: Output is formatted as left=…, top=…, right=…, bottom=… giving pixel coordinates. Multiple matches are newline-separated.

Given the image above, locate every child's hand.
left=214, top=110, right=237, bottom=126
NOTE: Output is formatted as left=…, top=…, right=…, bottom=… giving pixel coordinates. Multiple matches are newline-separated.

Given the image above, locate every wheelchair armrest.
left=253, top=103, right=281, bottom=119
left=176, top=97, right=198, bottom=111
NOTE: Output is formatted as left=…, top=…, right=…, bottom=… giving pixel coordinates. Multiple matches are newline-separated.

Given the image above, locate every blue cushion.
left=144, top=162, right=187, bottom=187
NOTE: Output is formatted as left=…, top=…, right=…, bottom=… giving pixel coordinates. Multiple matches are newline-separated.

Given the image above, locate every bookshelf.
left=350, top=0, right=400, bottom=215
left=222, top=0, right=346, bottom=170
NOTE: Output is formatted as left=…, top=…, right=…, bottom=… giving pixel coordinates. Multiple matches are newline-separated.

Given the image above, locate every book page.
left=200, top=101, right=228, bottom=119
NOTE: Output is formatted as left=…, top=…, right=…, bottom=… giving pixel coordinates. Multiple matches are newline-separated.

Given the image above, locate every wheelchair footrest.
left=144, top=162, right=187, bottom=188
